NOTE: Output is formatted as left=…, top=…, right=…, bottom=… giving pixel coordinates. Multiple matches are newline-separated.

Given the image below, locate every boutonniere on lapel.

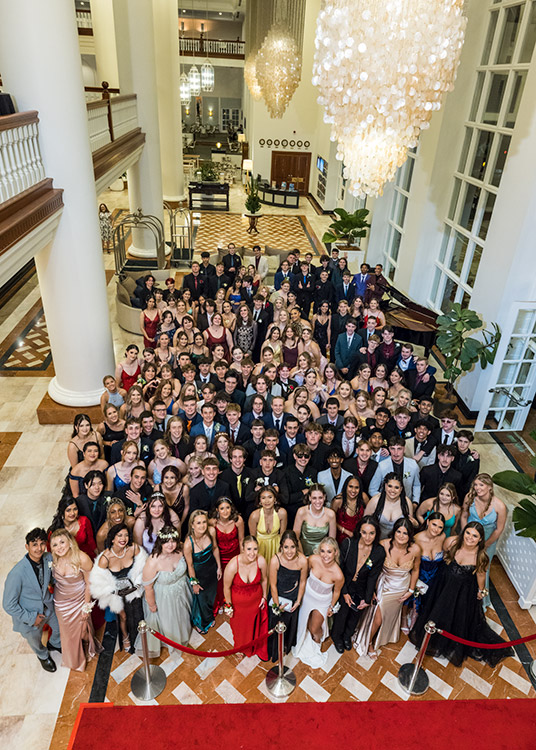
left=404, top=431, right=412, bottom=439
left=142, top=444, right=150, bottom=453
left=403, top=471, right=411, bottom=479
left=304, top=477, right=314, bottom=488
left=243, top=477, right=250, bottom=485
left=48, top=561, right=53, bottom=570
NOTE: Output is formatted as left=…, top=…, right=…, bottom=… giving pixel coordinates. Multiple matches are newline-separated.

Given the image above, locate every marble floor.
left=0, top=187, right=535, bottom=750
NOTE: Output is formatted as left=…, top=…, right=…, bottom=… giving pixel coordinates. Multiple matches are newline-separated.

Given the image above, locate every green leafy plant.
left=245, top=177, right=261, bottom=214
left=493, top=449, right=536, bottom=541
left=321, top=207, right=371, bottom=246
left=199, top=161, right=219, bottom=182
left=436, top=303, right=501, bottom=394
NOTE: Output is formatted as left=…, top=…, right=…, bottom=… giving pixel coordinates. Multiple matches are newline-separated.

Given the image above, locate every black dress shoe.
left=333, top=641, right=345, bottom=654
left=343, top=638, right=353, bottom=651
left=47, top=643, right=62, bottom=654
left=38, top=655, right=57, bottom=673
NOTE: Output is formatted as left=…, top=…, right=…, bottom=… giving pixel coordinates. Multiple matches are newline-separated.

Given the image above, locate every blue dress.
left=190, top=536, right=218, bottom=633
left=113, top=467, right=129, bottom=491
left=415, top=552, right=444, bottom=612
left=467, top=503, right=498, bottom=608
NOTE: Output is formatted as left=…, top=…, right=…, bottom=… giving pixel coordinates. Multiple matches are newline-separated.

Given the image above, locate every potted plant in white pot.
left=322, top=207, right=371, bottom=265
left=493, top=458, right=536, bottom=608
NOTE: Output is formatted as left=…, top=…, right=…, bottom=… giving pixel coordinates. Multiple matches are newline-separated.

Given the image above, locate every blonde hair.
left=467, top=473, right=494, bottom=513
left=50, top=529, right=82, bottom=574
left=313, top=536, right=340, bottom=563
left=188, top=509, right=209, bottom=536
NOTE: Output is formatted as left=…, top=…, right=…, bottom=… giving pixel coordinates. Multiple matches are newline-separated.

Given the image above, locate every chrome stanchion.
left=397, top=620, right=436, bottom=696
left=265, top=621, right=296, bottom=698
left=130, top=621, right=167, bottom=701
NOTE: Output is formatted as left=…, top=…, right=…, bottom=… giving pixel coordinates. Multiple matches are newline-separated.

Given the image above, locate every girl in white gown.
left=292, top=537, right=344, bottom=668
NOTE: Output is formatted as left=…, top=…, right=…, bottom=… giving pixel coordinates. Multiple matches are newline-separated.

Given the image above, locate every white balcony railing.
left=76, top=10, right=92, bottom=29
left=111, top=95, right=139, bottom=140
left=87, top=100, right=111, bottom=153
left=87, top=94, right=140, bottom=153
left=0, top=112, right=46, bottom=203
left=179, top=37, right=245, bottom=58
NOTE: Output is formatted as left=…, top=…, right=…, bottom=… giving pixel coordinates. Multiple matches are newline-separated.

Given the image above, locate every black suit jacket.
left=307, top=443, right=330, bottom=472
left=182, top=273, right=206, bottom=301
left=341, top=457, right=378, bottom=495
left=188, top=479, right=230, bottom=516
left=419, top=464, right=463, bottom=503
left=110, top=437, right=154, bottom=466
left=453, top=452, right=480, bottom=500
left=196, top=312, right=211, bottom=332
left=278, top=434, right=306, bottom=464
left=263, top=412, right=290, bottom=434
left=227, top=422, right=250, bottom=446
left=339, top=538, right=386, bottom=602
left=406, top=371, right=437, bottom=400
left=246, top=468, right=289, bottom=506
left=330, top=313, right=349, bottom=343
left=378, top=342, right=401, bottom=372
left=208, top=274, right=231, bottom=298
left=220, top=467, right=254, bottom=517
left=357, top=327, right=378, bottom=347
left=284, top=465, right=318, bottom=510
left=334, top=281, right=358, bottom=305
left=199, top=263, right=216, bottom=279
left=222, top=253, right=242, bottom=277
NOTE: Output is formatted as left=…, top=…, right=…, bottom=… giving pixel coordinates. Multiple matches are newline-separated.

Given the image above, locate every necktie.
left=37, top=560, right=44, bottom=589
left=443, top=433, right=449, bottom=445
left=232, top=429, right=238, bottom=442
left=344, top=284, right=348, bottom=296
left=275, top=418, right=280, bottom=431
left=236, top=473, right=242, bottom=495
left=194, top=277, right=198, bottom=290
left=347, top=336, right=352, bottom=347
left=187, top=419, right=192, bottom=431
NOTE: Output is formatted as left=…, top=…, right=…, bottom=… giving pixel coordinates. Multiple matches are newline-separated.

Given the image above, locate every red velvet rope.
left=437, top=628, right=536, bottom=649
left=150, top=627, right=273, bottom=657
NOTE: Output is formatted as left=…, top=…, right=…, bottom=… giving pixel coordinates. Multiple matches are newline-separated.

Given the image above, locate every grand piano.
left=382, top=283, right=438, bottom=356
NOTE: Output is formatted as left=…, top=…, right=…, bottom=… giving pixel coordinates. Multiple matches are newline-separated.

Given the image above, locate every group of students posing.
left=3, top=247, right=513, bottom=676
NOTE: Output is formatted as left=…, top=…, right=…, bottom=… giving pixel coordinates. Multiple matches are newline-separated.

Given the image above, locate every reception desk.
left=258, top=184, right=300, bottom=208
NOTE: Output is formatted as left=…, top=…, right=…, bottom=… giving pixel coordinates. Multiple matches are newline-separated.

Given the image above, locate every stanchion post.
left=130, top=621, right=167, bottom=701
left=397, top=620, right=436, bottom=696
left=265, top=621, right=296, bottom=698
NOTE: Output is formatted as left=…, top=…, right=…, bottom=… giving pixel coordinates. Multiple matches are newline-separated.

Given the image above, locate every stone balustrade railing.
left=86, top=94, right=139, bottom=153
left=0, top=111, right=46, bottom=203
left=179, top=37, right=245, bottom=59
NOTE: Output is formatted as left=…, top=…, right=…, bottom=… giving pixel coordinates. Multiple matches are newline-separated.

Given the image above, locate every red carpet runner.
left=69, top=698, right=534, bottom=750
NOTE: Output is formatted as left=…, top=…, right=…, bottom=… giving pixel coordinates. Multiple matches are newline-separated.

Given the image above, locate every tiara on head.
left=158, top=530, right=180, bottom=541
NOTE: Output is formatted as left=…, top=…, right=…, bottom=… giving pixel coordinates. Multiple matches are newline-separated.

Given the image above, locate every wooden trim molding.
left=92, top=128, right=146, bottom=182
left=0, top=178, right=63, bottom=254
left=0, top=110, right=39, bottom=133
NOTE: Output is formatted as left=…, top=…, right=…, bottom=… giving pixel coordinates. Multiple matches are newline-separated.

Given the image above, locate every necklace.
left=310, top=506, right=325, bottom=519
left=111, top=546, right=127, bottom=559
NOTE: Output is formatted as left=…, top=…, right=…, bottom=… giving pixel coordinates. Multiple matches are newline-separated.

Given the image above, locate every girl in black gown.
left=409, top=522, right=514, bottom=667
left=313, top=301, right=331, bottom=357
left=267, top=531, right=308, bottom=660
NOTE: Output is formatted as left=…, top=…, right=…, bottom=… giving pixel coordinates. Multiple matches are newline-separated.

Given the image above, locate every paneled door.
left=270, top=151, right=311, bottom=194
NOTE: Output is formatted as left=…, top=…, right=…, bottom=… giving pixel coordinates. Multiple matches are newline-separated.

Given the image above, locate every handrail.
left=85, top=86, right=121, bottom=95
left=86, top=99, right=109, bottom=111
left=0, top=110, right=39, bottom=133
left=86, top=95, right=139, bottom=153
left=179, top=37, right=245, bottom=58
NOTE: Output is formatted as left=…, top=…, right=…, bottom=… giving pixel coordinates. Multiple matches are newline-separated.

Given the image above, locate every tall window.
left=382, top=149, right=417, bottom=281
left=429, top=0, right=536, bottom=312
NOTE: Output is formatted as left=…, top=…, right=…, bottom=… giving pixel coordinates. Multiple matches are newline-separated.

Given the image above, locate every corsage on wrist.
left=330, top=602, right=341, bottom=614
left=189, top=577, right=200, bottom=587
left=271, top=601, right=284, bottom=616
left=223, top=601, right=234, bottom=616
left=81, top=601, right=95, bottom=615
left=478, top=587, right=489, bottom=597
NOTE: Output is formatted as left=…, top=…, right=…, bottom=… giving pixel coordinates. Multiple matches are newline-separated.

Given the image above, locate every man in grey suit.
left=334, top=317, right=361, bottom=378
left=368, top=437, right=421, bottom=505
left=3, top=528, right=61, bottom=672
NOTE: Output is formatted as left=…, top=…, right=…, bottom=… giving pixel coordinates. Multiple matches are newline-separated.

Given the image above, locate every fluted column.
left=113, top=0, right=164, bottom=256
left=153, top=0, right=185, bottom=203
left=0, top=0, right=115, bottom=406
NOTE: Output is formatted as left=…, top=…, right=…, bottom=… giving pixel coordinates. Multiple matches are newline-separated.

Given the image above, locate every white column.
left=153, top=0, right=185, bottom=202
left=113, top=0, right=164, bottom=257
left=0, top=0, right=115, bottom=407
left=91, top=0, right=120, bottom=89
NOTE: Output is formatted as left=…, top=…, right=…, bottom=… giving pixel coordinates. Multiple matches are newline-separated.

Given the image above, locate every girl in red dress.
left=332, top=476, right=366, bottom=546
left=223, top=536, right=269, bottom=660
left=210, top=498, right=244, bottom=615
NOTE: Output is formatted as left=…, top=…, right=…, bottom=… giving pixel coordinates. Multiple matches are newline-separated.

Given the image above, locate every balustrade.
left=179, top=37, right=245, bottom=58
left=0, top=112, right=45, bottom=203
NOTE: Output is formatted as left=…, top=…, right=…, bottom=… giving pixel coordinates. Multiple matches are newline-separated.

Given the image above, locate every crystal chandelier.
left=188, top=64, right=201, bottom=96
left=244, top=56, right=263, bottom=101
left=256, top=25, right=302, bottom=119
left=180, top=72, right=191, bottom=106
left=312, top=0, right=467, bottom=197
left=201, top=59, right=214, bottom=92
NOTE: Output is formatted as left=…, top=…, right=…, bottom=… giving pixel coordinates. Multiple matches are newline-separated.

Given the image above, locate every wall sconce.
left=216, top=142, right=222, bottom=149
left=238, top=134, right=246, bottom=143
left=208, top=107, right=213, bottom=117
left=185, top=107, right=190, bottom=115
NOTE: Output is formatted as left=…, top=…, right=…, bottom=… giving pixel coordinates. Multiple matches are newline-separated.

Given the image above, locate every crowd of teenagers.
left=3, top=245, right=513, bottom=675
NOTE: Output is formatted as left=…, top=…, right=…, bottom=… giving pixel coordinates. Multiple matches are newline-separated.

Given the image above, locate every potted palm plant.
left=321, top=207, right=371, bottom=248
left=244, top=177, right=261, bottom=214
left=434, top=303, right=501, bottom=409
left=492, top=457, right=536, bottom=608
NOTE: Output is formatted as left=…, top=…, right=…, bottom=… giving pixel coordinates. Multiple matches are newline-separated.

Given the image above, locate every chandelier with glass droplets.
left=244, top=56, right=263, bottom=101
left=312, top=0, right=467, bottom=197
left=180, top=72, right=190, bottom=106
left=256, top=25, right=302, bottom=119
left=188, top=64, right=201, bottom=96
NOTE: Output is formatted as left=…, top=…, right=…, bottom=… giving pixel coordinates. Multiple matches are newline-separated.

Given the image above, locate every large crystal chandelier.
left=201, top=59, right=214, bottom=92
left=180, top=72, right=191, bottom=106
left=313, top=0, right=467, bottom=197
left=256, top=25, right=302, bottom=119
left=188, top=64, right=201, bottom=96
left=244, top=56, right=263, bottom=101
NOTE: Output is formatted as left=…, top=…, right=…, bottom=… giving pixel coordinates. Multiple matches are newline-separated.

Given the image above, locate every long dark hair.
left=340, top=475, right=366, bottom=515
left=151, top=526, right=182, bottom=557
left=353, top=515, right=381, bottom=546
left=388, top=517, right=415, bottom=553
left=445, top=521, right=489, bottom=574
left=105, top=522, right=133, bottom=549
left=49, top=496, right=79, bottom=533
left=372, top=472, right=412, bottom=526
left=144, top=492, right=173, bottom=543
left=71, top=413, right=93, bottom=438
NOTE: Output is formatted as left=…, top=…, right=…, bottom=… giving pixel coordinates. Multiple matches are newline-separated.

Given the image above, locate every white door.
left=475, top=303, right=536, bottom=432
